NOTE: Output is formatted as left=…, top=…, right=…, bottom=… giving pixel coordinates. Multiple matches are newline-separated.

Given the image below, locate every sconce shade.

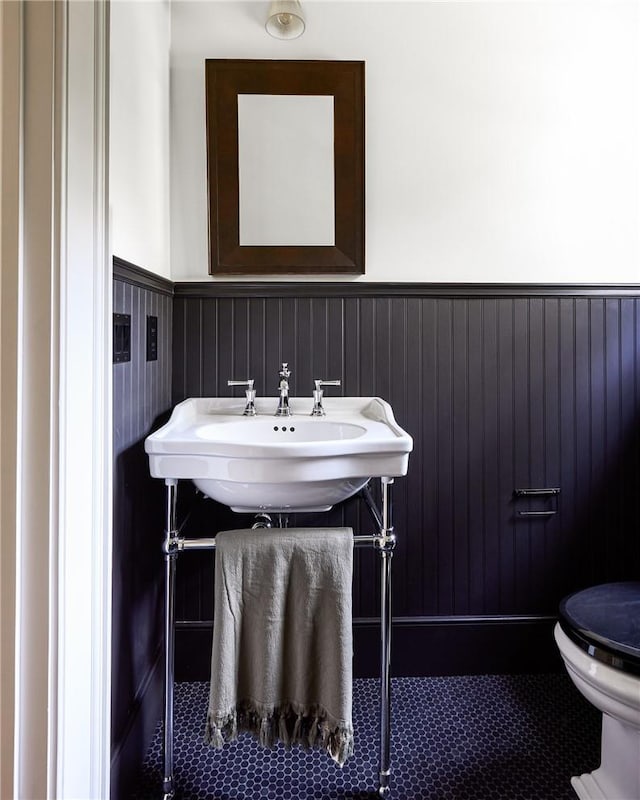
left=266, top=1, right=305, bottom=40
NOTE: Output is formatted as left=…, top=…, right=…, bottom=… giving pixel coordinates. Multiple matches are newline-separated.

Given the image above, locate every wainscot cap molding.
left=113, top=256, right=174, bottom=296
left=172, top=281, right=640, bottom=299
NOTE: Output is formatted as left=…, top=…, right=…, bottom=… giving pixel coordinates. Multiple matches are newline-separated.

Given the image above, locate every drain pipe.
left=251, top=513, right=273, bottom=529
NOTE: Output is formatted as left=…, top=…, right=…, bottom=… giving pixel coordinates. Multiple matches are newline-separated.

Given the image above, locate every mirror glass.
left=237, top=94, right=335, bottom=247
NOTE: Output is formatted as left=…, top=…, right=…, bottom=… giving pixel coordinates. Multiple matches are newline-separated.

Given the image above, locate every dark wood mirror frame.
left=205, top=59, right=365, bottom=276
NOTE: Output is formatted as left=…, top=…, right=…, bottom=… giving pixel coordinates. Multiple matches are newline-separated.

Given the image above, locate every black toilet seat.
left=558, top=582, right=640, bottom=677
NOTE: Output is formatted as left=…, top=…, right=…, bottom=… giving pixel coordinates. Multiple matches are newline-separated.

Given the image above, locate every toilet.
left=554, top=582, right=640, bottom=800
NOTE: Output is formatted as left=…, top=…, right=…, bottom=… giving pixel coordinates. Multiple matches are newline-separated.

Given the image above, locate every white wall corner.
left=110, top=0, right=171, bottom=278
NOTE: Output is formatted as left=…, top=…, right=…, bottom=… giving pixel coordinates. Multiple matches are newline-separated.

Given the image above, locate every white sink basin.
left=194, top=419, right=366, bottom=444
left=145, top=397, right=413, bottom=513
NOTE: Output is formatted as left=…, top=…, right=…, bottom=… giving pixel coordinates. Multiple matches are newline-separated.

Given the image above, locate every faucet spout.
left=275, top=363, right=292, bottom=417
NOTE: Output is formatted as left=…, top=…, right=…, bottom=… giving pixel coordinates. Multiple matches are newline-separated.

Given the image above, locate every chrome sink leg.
left=377, top=477, right=396, bottom=797
left=163, top=479, right=179, bottom=800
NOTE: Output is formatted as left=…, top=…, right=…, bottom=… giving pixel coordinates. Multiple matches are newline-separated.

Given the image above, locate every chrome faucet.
left=311, top=378, right=341, bottom=416
left=227, top=378, right=256, bottom=416
left=275, top=363, right=292, bottom=417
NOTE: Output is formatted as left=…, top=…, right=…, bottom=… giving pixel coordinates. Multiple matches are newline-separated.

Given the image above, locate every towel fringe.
left=205, top=700, right=354, bottom=766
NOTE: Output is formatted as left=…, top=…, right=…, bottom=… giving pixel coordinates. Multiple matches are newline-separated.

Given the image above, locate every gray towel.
left=205, top=526, right=354, bottom=765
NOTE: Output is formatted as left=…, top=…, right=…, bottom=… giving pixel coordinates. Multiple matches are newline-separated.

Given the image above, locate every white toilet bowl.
left=554, top=582, right=640, bottom=800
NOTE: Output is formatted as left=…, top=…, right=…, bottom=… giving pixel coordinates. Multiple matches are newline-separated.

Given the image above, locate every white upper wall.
left=170, top=0, right=639, bottom=283
left=110, top=0, right=171, bottom=278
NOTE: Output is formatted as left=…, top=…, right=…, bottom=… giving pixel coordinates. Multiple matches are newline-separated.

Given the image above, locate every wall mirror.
left=205, top=59, right=365, bottom=275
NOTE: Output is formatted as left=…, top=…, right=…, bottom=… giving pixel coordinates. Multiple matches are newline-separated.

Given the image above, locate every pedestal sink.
left=145, top=396, right=413, bottom=512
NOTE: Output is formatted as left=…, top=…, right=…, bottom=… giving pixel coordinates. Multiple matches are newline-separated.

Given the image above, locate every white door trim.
left=4, top=1, right=112, bottom=797
left=56, top=1, right=112, bottom=797
left=0, top=0, right=22, bottom=795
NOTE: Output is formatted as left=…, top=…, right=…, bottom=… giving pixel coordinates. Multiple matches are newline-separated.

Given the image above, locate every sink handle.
left=227, top=379, right=254, bottom=388
left=314, top=379, right=341, bottom=391
left=227, top=379, right=256, bottom=416
left=311, top=379, right=341, bottom=416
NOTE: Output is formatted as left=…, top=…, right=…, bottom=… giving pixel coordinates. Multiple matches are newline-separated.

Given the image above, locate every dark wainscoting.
left=111, top=258, right=173, bottom=800
left=171, top=283, right=640, bottom=678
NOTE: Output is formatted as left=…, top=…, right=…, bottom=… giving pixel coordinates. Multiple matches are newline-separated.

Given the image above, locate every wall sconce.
left=265, top=1, right=305, bottom=40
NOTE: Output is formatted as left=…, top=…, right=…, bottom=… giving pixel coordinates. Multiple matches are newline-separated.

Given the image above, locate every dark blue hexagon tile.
left=132, top=675, right=599, bottom=799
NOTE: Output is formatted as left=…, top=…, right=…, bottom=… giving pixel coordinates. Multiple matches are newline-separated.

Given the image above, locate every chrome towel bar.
left=514, top=487, right=561, bottom=518
left=514, top=488, right=561, bottom=497
left=174, top=532, right=389, bottom=552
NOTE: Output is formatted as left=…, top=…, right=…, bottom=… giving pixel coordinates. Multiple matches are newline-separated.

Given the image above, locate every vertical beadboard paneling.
left=247, top=298, right=265, bottom=393
left=216, top=297, right=235, bottom=392
left=541, top=299, right=562, bottom=605
left=589, top=300, right=607, bottom=556
left=186, top=298, right=203, bottom=396
left=557, top=298, right=579, bottom=591
left=172, top=289, right=640, bottom=623
left=619, top=299, right=639, bottom=572
left=327, top=297, right=345, bottom=386
left=466, top=299, right=481, bottom=611
left=526, top=298, right=546, bottom=613
left=404, top=297, right=424, bottom=615
left=359, top=298, right=376, bottom=397
left=512, top=298, right=531, bottom=611
left=280, top=297, right=298, bottom=382
left=451, top=299, right=470, bottom=614
left=343, top=297, right=360, bottom=396
left=495, top=299, right=514, bottom=611
left=434, top=300, right=454, bottom=613
left=231, top=296, right=250, bottom=381
left=602, top=299, right=620, bottom=576
left=420, top=299, right=439, bottom=614
left=481, top=299, right=500, bottom=612
left=467, top=299, right=485, bottom=612
left=293, top=297, right=311, bottom=393
left=112, top=270, right=173, bottom=800
left=172, top=297, right=186, bottom=403
left=574, top=299, right=594, bottom=583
